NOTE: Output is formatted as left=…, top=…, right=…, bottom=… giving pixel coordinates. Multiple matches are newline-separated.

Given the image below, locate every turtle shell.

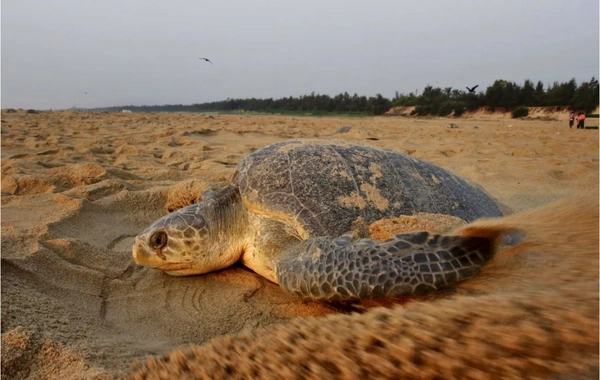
left=235, top=139, right=501, bottom=237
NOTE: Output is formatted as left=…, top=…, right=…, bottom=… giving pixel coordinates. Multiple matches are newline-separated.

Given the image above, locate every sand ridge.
left=1, top=109, right=598, bottom=378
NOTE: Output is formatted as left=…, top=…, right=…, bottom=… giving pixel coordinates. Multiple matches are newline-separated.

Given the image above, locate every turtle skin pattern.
left=277, top=231, right=495, bottom=301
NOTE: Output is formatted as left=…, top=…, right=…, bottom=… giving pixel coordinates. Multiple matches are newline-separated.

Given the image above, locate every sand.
left=1, top=109, right=598, bottom=378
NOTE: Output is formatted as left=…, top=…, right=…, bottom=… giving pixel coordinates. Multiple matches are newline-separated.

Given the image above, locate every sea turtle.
left=132, top=139, right=503, bottom=301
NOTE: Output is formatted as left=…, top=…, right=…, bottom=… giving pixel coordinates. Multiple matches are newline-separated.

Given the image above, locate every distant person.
left=569, top=111, right=575, bottom=128
left=577, top=112, right=586, bottom=129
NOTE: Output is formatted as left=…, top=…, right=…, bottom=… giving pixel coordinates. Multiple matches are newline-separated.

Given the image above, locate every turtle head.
left=132, top=186, right=247, bottom=276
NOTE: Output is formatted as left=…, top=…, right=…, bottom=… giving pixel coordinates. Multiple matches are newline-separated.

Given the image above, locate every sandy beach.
left=1, top=110, right=598, bottom=378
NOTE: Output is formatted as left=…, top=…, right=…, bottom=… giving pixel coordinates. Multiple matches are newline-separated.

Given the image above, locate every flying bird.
left=466, top=85, right=479, bottom=93
left=199, top=58, right=213, bottom=64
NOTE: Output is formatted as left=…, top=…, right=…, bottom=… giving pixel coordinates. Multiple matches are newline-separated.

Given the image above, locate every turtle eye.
left=150, top=231, right=168, bottom=250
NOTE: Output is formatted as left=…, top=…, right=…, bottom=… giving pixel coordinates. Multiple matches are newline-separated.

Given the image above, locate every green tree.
left=520, top=79, right=535, bottom=106
left=367, top=94, right=392, bottom=115
left=572, top=77, right=600, bottom=112
left=533, top=81, right=545, bottom=106
left=485, top=80, right=509, bottom=109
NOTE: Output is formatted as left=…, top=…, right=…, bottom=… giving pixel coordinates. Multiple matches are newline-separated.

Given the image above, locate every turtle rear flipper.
left=276, top=232, right=497, bottom=301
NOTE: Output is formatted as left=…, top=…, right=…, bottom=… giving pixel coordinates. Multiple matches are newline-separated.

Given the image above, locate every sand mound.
left=164, top=179, right=215, bottom=213
left=1, top=174, right=56, bottom=195
left=2, top=327, right=110, bottom=380
left=461, top=106, right=600, bottom=121
left=129, top=195, right=599, bottom=379
left=1, top=110, right=598, bottom=378
left=384, top=106, right=415, bottom=116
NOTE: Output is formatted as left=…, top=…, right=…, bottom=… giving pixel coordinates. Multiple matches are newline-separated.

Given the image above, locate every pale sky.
left=2, top=0, right=599, bottom=109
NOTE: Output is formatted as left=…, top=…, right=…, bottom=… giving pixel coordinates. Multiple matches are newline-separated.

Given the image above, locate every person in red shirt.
left=577, top=112, right=586, bottom=129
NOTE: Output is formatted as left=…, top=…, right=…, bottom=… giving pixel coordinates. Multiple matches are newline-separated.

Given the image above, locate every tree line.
left=394, top=77, right=599, bottom=116
left=97, top=92, right=391, bottom=116
left=95, top=77, right=598, bottom=116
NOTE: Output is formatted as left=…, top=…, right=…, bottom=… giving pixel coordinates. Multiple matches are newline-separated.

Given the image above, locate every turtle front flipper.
left=275, top=232, right=498, bottom=301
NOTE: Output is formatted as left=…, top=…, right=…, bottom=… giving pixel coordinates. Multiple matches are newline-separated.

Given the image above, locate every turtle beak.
left=131, top=237, right=144, bottom=264
left=132, top=237, right=198, bottom=275
left=132, top=236, right=160, bottom=267
left=132, top=236, right=189, bottom=272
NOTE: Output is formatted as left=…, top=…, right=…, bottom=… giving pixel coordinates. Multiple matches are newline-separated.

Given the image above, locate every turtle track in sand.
left=2, top=187, right=335, bottom=376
